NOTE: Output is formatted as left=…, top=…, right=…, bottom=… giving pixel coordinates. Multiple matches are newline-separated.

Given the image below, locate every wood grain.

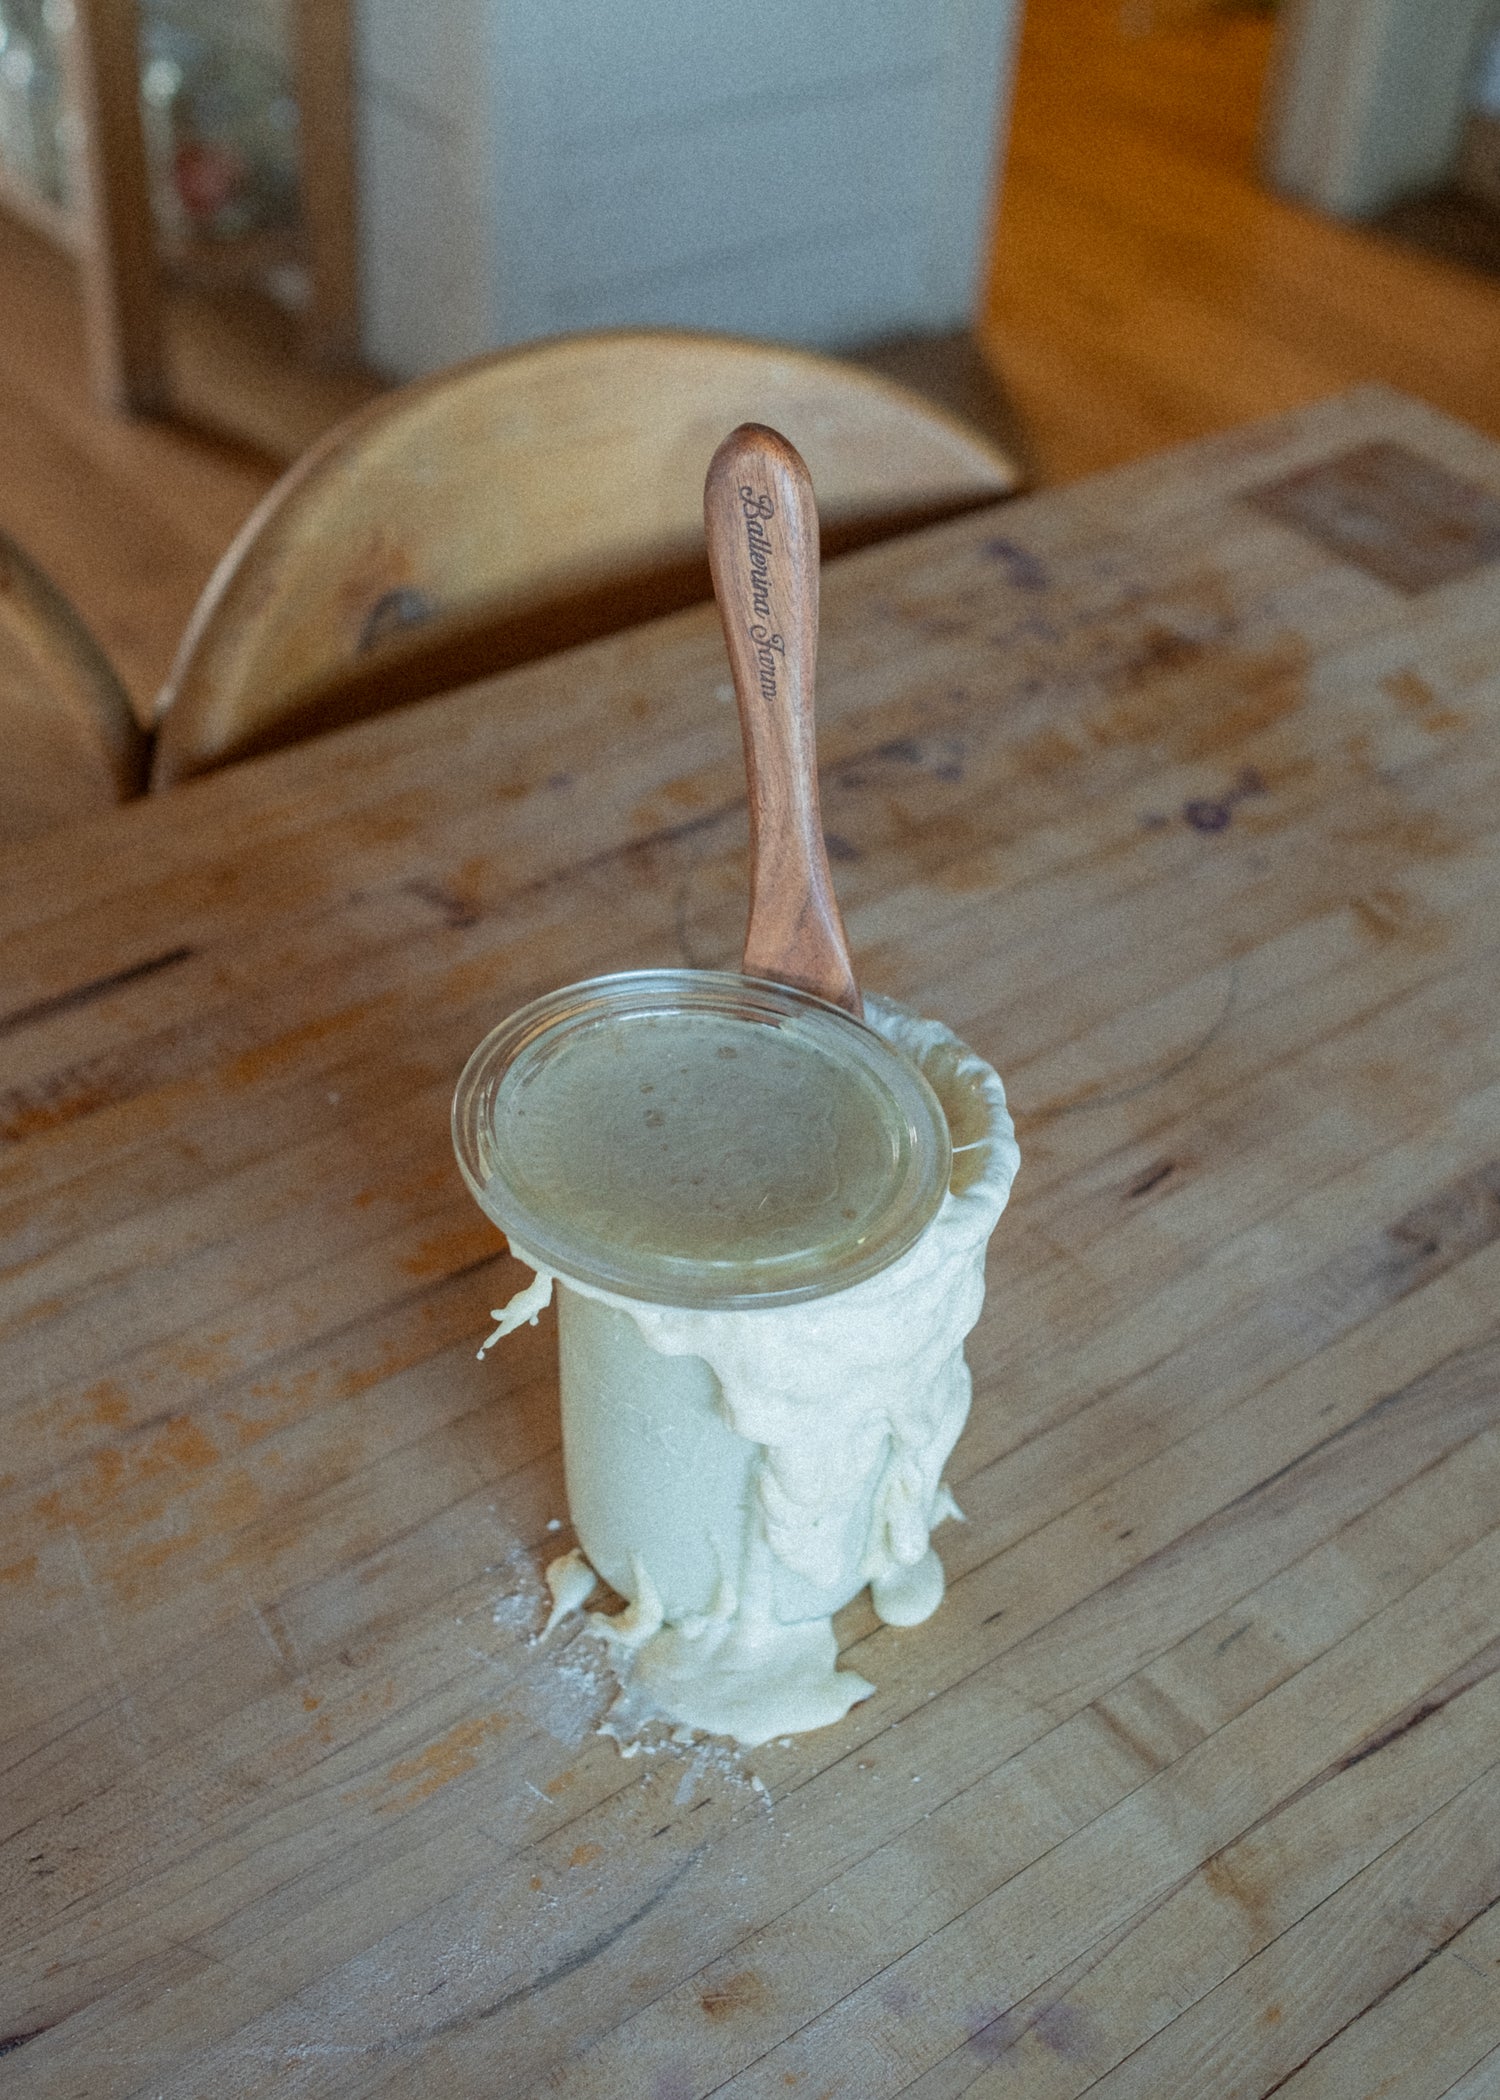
left=983, top=0, right=1500, bottom=481
left=0, top=206, right=378, bottom=721
left=2, top=386, right=1499, bottom=2097
left=0, top=527, right=147, bottom=844
left=150, top=333, right=1017, bottom=785
left=705, top=422, right=861, bottom=1013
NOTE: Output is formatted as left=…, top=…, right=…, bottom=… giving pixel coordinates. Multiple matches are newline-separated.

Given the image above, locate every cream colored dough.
left=484, top=997, right=1019, bottom=1746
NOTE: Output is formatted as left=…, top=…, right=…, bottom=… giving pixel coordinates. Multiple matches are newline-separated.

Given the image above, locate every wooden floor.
left=0, top=211, right=378, bottom=718
left=2, top=0, right=1500, bottom=706
left=978, top=0, right=1500, bottom=482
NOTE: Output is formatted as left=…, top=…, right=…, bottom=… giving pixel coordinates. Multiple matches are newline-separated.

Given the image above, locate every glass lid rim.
left=451, top=967, right=952, bottom=1309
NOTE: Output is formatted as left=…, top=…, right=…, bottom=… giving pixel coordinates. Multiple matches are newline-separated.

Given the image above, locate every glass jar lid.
left=452, top=969, right=952, bottom=1309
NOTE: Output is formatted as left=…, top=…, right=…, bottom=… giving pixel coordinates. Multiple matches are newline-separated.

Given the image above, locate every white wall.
left=1265, top=0, right=1493, bottom=216
left=356, top=0, right=1018, bottom=379
left=354, top=0, right=499, bottom=376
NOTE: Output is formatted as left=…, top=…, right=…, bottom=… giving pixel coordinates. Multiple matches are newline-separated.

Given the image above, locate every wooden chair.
left=151, top=329, right=1021, bottom=786
left=0, top=530, right=148, bottom=845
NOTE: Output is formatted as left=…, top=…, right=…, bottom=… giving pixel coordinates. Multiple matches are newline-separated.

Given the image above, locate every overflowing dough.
left=488, top=998, right=1019, bottom=1746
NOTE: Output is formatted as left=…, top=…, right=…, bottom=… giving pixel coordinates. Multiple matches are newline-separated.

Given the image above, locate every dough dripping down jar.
left=453, top=967, right=1018, bottom=1747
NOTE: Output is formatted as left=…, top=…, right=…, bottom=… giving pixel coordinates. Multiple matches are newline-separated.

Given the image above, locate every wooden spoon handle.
left=704, top=422, right=862, bottom=1018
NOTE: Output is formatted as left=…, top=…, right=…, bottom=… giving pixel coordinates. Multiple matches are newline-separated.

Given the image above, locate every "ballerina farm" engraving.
left=739, top=484, right=784, bottom=701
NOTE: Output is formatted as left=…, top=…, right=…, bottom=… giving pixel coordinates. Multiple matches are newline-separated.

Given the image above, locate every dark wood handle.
left=704, top=423, right=862, bottom=1018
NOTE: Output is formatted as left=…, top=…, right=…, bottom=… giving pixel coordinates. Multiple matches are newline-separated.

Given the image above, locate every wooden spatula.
left=704, top=422, right=863, bottom=1019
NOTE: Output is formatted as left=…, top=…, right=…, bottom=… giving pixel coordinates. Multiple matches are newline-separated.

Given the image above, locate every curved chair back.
left=152, top=330, right=1019, bottom=785
left=0, top=531, right=148, bottom=844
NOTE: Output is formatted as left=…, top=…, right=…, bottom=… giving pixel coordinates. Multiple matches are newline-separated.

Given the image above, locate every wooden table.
left=4, top=384, right=1499, bottom=2099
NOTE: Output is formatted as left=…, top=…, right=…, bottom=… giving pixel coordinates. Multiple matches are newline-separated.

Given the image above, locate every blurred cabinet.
left=3, top=0, right=1020, bottom=403
left=0, top=0, right=359, bottom=412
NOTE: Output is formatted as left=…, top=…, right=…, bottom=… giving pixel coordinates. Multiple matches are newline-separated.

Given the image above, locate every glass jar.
left=453, top=969, right=1018, bottom=1744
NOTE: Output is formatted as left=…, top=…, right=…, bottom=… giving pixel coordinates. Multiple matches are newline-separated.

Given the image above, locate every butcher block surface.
left=3, top=384, right=1499, bottom=2098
